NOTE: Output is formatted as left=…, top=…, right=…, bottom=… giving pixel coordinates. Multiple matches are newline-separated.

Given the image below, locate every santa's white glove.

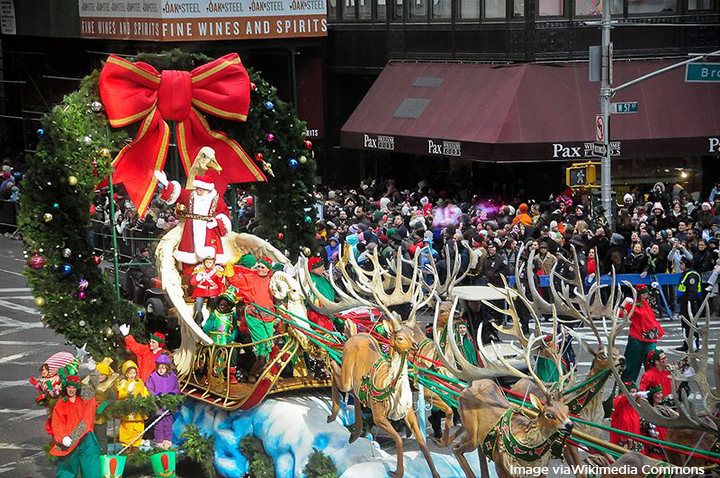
left=154, top=170, right=169, bottom=187
left=207, top=218, right=218, bottom=229
left=637, top=391, right=649, bottom=399
left=651, top=281, right=660, bottom=289
left=61, top=436, right=72, bottom=447
left=119, top=324, right=130, bottom=336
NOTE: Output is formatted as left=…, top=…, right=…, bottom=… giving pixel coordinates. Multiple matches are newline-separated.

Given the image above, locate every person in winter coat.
left=647, top=203, right=667, bottom=232
left=119, top=326, right=169, bottom=382
left=696, top=202, right=715, bottom=228
left=646, top=243, right=668, bottom=275
left=146, top=354, right=180, bottom=449
left=624, top=242, right=648, bottom=274
left=604, top=233, right=626, bottom=273
left=116, top=360, right=149, bottom=450
left=648, top=182, right=670, bottom=211
left=621, top=285, right=664, bottom=383
left=693, top=239, right=714, bottom=273
left=511, top=203, right=533, bottom=226
left=483, top=242, right=509, bottom=287
left=610, top=382, right=643, bottom=451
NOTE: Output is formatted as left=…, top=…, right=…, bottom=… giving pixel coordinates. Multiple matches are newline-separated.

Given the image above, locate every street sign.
left=595, top=115, right=605, bottom=142
left=686, top=63, right=720, bottom=83
left=611, top=102, right=638, bottom=114
left=591, top=142, right=607, bottom=157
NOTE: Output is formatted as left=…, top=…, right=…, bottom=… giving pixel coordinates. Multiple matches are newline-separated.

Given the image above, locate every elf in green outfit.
left=203, top=287, right=238, bottom=346
left=455, top=320, right=478, bottom=366
left=536, top=335, right=568, bottom=383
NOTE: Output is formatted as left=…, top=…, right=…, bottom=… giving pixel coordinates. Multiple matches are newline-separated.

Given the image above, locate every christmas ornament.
left=255, top=152, right=264, bottom=162
left=278, top=233, right=284, bottom=240
left=78, top=279, right=89, bottom=290
left=82, top=136, right=92, bottom=146
left=79, top=320, right=86, bottom=327
left=137, top=309, right=146, bottom=319
left=36, top=128, right=45, bottom=139
left=91, top=255, right=102, bottom=266
left=68, top=175, right=78, bottom=186
left=91, top=159, right=98, bottom=167
left=29, top=253, right=46, bottom=269
left=61, top=248, right=72, bottom=259
left=34, top=297, right=46, bottom=307
left=302, top=247, right=312, bottom=256
left=91, top=101, right=103, bottom=112
left=61, top=264, right=72, bottom=276
left=288, top=158, right=299, bottom=169
left=264, top=101, right=274, bottom=111
left=250, top=82, right=257, bottom=91
left=53, top=203, right=60, bottom=209
left=304, top=140, right=313, bottom=150
left=266, top=133, right=275, bottom=142
left=78, top=291, right=86, bottom=300
left=305, top=215, right=312, bottom=223
left=299, top=155, right=307, bottom=164
left=100, top=148, right=111, bottom=158
left=43, top=213, right=53, bottom=223
left=103, top=327, right=114, bottom=338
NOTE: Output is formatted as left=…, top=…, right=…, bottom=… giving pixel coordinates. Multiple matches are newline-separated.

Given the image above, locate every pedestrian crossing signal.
left=566, top=162, right=600, bottom=188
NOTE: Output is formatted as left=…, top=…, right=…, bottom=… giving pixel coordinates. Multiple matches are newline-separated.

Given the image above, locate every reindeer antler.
left=425, top=241, right=473, bottom=298
left=296, top=256, right=374, bottom=317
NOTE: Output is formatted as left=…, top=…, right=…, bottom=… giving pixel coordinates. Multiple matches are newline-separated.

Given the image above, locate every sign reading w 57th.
left=79, top=0, right=327, bottom=40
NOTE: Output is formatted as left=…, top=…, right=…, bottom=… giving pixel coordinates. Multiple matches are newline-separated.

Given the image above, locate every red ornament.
left=255, top=152, right=264, bottom=162
left=278, top=233, right=284, bottom=240
left=91, top=255, right=102, bottom=266
left=78, top=291, right=86, bottom=300
left=303, top=140, right=313, bottom=150
left=250, top=82, right=257, bottom=92
left=29, top=253, right=46, bottom=270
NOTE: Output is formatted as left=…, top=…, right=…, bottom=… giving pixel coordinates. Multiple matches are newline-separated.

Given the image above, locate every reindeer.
left=322, top=248, right=441, bottom=478
left=607, top=293, right=720, bottom=467
left=435, top=294, right=575, bottom=478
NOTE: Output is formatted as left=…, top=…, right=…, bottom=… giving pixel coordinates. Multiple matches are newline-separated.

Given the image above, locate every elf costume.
left=306, top=257, right=336, bottom=332
left=50, top=370, right=101, bottom=478
left=31, top=351, right=78, bottom=401
left=146, top=354, right=180, bottom=449
left=622, top=284, right=664, bottom=383
left=455, top=320, right=478, bottom=366
left=640, top=350, right=673, bottom=397
left=642, top=385, right=667, bottom=459
left=536, top=335, right=568, bottom=383
left=203, top=287, right=238, bottom=345
left=116, top=360, right=149, bottom=448
left=609, top=382, right=643, bottom=451
left=123, top=332, right=169, bottom=382
left=227, top=256, right=276, bottom=358
left=93, top=359, right=118, bottom=454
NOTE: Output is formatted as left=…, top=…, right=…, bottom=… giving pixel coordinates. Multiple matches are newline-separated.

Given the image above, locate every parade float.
left=19, top=50, right=720, bottom=478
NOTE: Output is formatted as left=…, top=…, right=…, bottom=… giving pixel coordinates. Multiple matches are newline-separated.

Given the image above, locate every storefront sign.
left=363, top=134, right=395, bottom=151
left=427, top=139, right=461, bottom=157
left=710, top=137, right=720, bottom=153
left=78, top=0, right=327, bottom=41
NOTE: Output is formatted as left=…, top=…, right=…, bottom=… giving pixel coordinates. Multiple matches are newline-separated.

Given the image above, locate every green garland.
left=100, top=393, right=186, bottom=420
left=239, top=435, right=275, bottom=478
left=20, top=49, right=317, bottom=359
left=180, top=425, right=217, bottom=478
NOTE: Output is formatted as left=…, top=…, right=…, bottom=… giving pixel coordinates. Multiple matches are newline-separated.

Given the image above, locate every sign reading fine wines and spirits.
left=79, top=0, right=327, bottom=41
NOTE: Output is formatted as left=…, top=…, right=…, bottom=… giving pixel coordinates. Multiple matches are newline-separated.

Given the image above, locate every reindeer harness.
left=481, top=408, right=570, bottom=462
left=564, top=369, right=611, bottom=414
left=357, top=354, right=407, bottom=408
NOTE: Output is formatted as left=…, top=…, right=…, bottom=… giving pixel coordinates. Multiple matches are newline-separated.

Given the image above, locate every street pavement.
left=0, top=232, right=715, bottom=476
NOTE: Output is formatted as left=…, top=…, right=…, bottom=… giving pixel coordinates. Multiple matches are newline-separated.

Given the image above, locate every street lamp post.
left=600, top=0, right=613, bottom=228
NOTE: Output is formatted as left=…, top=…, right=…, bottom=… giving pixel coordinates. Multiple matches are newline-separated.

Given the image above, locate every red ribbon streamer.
left=99, top=53, right=266, bottom=216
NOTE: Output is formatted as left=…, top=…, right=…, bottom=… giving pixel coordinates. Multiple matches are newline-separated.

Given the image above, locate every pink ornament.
left=267, top=133, right=275, bottom=142
left=29, top=253, right=46, bottom=270
left=78, top=291, right=86, bottom=300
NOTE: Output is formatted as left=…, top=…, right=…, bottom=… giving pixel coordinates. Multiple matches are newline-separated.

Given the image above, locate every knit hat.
left=636, top=284, right=648, bottom=294
left=61, top=375, right=82, bottom=392
left=258, top=256, right=273, bottom=269
left=703, top=202, right=712, bottom=211
left=150, top=332, right=166, bottom=345
left=239, top=254, right=256, bottom=268
left=652, top=202, right=664, bottom=212
left=622, top=381, right=637, bottom=390
left=623, top=193, right=633, bottom=204
left=518, top=203, right=528, bottom=213
left=193, top=174, right=215, bottom=191
left=155, top=354, right=172, bottom=365
left=308, top=257, right=324, bottom=270
left=647, top=385, right=663, bottom=404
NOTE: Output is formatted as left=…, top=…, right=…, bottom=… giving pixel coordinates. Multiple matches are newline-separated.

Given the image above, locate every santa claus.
left=155, top=170, right=232, bottom=267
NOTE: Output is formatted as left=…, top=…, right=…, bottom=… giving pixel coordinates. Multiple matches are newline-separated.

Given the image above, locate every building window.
left=513, top=0, right=525, bottom=16
left=688, top=0, right=714, bottom=9
left=576, top=0, right=623, bottom=15
left=628, top=0, right=677, bottom=13
left=410, top=0, right=429, bottom=18
left=343, top=0, right=356, bottom=18
left=433, top=0, right=452, bottom=18
left=459, top=0, right=480, bottom=17
left=395, top=0, right=405, bottom=18
left=359, top=0, right=372, bottom=18
left=539, top=0, right=564, bottom=15
left=485, top=0, right=506, bottom=17
left=378, top=0, right=388, bottom=18
left=329, top=0, right=337, bottom=19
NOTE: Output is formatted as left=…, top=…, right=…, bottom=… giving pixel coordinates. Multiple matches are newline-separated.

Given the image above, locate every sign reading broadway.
left=79, top=0, right=327, bottom=40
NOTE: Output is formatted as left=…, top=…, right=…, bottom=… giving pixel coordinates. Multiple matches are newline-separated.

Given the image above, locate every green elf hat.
left=645, top=348, right=663, bottom=368
left=219, top=286, right=237, bottom=305
left=623, top=381, right=638, bottom=391
left=150, top=332, right=166, bottom=346
left=647, top=384, right=663, bottom=403
left=258, top=256, right=273, bottom=269
left=239, top=254, right=256, bottom=268
left=271, top=263, right=284, bottom=272
left=61, top=374, right=82, bottom=392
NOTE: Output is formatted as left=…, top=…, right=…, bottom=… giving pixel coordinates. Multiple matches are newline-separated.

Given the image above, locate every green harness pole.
left=108, top=169, right=121, bottom=300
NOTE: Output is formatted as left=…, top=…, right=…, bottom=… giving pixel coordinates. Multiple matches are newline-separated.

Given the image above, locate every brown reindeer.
left=435, top=295, right=575, bottom=478
left=323, top=248, right=441, bottom=478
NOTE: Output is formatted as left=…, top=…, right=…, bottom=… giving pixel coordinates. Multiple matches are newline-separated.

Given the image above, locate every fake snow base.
left=174, top=392, right=494, bottom=478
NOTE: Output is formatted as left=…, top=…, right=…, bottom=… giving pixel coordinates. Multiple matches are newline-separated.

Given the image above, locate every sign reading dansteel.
left=79, top=0, right=327, bottom=41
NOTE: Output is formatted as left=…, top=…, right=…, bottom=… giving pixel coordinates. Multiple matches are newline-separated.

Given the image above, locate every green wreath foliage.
left=303, top=448, right=339, bottom=478
left=20, top=49, right=317, bottom=359
left=100, top=393, right=186, bottom=420
left=180, top=424, right=217, bottom=478
left=239, top=435, right=275, bottom=478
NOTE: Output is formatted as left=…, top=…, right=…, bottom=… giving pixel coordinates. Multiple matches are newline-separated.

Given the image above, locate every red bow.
left=99, top=53, right=266, bottom=216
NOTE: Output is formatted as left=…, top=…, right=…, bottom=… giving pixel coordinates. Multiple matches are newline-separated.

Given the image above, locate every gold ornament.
left=299, top=155, right=307, bottom=164
left=34, top=297, right=46, bottom=307
left=302, top=247, right=312, bottom=256
left=68, top=176, right=78, bottom=186
left=43, top=213, right=53, bottom=223
left=100, top=148, right=111, bottom=158
left=103, top=326, right=114, bottom=338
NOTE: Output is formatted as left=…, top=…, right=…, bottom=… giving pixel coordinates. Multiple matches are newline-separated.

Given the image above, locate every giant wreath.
left=19, top=50, right=317, bottom=358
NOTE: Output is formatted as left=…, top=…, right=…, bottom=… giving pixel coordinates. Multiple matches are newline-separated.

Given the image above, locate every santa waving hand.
left=155, top=170, right=232, bottom=268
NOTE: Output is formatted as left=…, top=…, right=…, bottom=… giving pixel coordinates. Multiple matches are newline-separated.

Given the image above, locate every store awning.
left=340, top=60, right=720, bottom=161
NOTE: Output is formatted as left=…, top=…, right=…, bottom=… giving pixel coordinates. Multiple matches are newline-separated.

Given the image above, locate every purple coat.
left=146, top=371, right=180, bottom=396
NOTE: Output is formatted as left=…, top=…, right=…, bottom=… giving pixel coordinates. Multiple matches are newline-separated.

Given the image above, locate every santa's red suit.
left=159, top=174, right=232, bottom=266
left=190, top=263, right=225, bottom=298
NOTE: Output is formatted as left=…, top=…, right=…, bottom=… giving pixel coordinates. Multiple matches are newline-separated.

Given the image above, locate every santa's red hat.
left=193, top=174, right=215, bottom=191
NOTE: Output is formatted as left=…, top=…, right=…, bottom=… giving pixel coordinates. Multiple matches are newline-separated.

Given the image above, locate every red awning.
left=340, top=60, right=720, bottom=161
